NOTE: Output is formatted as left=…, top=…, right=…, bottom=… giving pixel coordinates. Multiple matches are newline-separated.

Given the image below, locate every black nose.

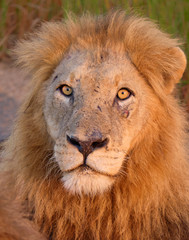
left=67, top=135, right=108, bottom=161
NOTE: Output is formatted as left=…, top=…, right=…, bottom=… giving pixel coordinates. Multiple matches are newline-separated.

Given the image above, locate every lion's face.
left=44, top=49, right=154, bottom=195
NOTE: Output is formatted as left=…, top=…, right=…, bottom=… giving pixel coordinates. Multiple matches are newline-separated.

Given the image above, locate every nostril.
left=67, top=135, right=81, bottom=149
left=91, top=138, right=109, bottom=150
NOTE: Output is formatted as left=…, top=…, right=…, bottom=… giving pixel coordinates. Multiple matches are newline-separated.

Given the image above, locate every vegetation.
left=0, top=0, right=188, bottom=107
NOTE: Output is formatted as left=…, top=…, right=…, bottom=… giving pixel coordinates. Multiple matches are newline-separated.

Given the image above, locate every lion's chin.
left=62, top=169, right=115, bottom=195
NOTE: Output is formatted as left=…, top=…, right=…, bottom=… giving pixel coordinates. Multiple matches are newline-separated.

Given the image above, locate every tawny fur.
left=1, top=11, right=189, bottom=240
left=0, top=197, right=46, bottom=240
left=0, top=176, right=45, bottom=240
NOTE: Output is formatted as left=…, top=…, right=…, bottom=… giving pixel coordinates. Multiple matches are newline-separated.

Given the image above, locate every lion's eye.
left=117, top=88, right=131, bottom=100
left=58, top=85, right=73, bottom=96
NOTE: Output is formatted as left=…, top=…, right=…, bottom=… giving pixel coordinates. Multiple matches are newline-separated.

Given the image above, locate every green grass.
left=0, top=0, right=188, bottom=106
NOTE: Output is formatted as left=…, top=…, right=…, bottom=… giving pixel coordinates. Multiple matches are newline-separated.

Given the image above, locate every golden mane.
left=1, top=11, right=189, bottom=240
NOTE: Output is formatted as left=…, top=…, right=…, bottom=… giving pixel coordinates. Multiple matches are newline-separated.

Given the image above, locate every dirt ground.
left=0, top=62, right=29, bottom=141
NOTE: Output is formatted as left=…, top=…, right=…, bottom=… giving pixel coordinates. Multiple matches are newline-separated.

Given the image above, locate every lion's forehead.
left=55, top=50, right=137, bottom=91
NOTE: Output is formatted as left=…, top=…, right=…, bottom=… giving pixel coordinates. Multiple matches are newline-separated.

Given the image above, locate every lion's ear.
left=163, top=47, right=187, bottom=93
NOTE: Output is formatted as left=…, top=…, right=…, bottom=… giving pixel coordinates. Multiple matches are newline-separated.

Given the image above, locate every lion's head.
left=15, top=12, right=184, bottom=196
left=2, top=11, right=189, bottom=240
left=11, top=12, right=187, bottom=196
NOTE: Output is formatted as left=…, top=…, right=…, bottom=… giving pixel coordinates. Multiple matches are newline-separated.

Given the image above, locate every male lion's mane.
left=1, top=11, right=189, bottom=240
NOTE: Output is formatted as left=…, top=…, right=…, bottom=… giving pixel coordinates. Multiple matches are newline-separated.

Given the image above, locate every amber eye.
left=117, top=88, right=131, bottom=100
left=59, top=85, right=73, bottom=96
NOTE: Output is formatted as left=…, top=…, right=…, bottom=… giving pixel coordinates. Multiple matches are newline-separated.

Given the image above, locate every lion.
left=0, top=11, right=189, bottom=240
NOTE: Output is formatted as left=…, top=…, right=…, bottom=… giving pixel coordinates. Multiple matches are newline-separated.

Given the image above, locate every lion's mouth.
left=79, top=164, right=93, bottom=172
left=64, top=164, right=117, bottom=178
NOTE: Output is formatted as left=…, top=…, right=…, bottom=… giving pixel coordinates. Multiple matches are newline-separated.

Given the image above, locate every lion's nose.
left=67, top=134, right=108, bottom=161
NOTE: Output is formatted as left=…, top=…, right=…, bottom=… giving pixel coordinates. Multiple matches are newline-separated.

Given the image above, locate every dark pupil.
left=66, top=87, right=70, bottom=92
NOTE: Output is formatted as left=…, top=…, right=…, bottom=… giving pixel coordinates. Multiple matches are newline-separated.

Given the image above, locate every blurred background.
left=0, top=0, right=188, bottom=140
